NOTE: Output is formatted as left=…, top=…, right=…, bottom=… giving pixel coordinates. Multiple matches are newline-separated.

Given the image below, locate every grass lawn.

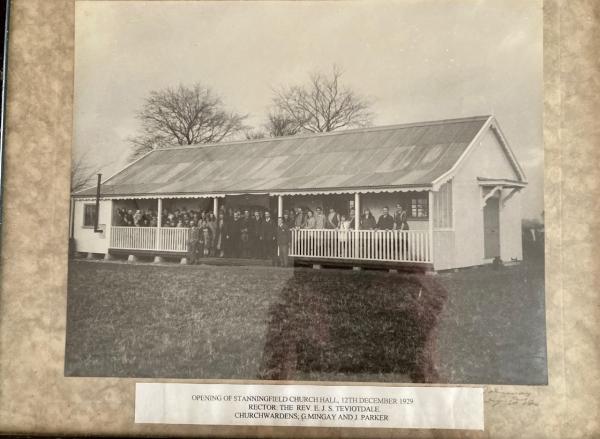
left=436, top=259, right=547, bottom=384
left=64, top=258, right=546, bottom=384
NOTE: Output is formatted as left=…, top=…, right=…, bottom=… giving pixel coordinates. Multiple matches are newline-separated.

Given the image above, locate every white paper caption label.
left=135, top=383, right=484, bottom=430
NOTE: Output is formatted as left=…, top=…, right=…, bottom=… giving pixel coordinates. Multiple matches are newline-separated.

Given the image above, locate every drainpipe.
left=94, top=173, right=102, bottom=233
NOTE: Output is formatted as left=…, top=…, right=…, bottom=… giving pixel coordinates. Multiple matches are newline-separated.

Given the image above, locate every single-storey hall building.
left=71, top=115, right=527, bottom=271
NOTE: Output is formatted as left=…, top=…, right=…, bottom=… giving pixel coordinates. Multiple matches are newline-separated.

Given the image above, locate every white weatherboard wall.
left=452, top=127, right=522, bottom=268
left=431, top=181, right=455, bottom=271
left=433, top=230, right=455, bottom=271
left=73, top=199, right=112, bottom=254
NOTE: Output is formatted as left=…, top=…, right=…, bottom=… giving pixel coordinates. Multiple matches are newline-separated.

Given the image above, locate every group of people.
left=116, top=205, right=291, bottom=265
left=187, top=209, right=291, bottom=265
left=115, top=207, right=216, bottom=228
left=287, top=204, right=409, bottom=232
left=114, top=202, right=410, bottom=265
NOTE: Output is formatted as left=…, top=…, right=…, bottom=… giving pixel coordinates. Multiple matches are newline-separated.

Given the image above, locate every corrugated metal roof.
left=75, top=116, right=491, bottom=197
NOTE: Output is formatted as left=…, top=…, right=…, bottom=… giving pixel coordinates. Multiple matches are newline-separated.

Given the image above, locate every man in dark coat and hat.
left=277, top=217, right=291, bottom=267
left=261, top=210, right=276, bottom=263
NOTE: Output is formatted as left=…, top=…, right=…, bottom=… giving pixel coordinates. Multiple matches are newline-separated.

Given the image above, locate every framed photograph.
left=0, top=0, right=598, bottom=437
left=66, top=0, right=547, bottom=387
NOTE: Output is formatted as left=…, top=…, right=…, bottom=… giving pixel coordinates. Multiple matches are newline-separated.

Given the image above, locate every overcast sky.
left=74, top=0, right=543, bottom=219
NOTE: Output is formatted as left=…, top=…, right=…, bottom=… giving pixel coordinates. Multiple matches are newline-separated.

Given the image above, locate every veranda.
left=106, top=188, right=445, bottom=267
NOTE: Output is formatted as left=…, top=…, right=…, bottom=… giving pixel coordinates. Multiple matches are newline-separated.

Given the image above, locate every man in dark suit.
left=377, top=206, right=395, bottom=230
left=250, top=210, right=263, bottom=258
left=277, top=217, right=291, bottom=267
left=282, top=210, right=294, bottom=229
left=225, top=210, right=242, bottom=258
left=187, top=221, right=201, bottom=264
left=261, top=210, right=276, bottom=263
left=240, top=209, right=252, bottom=258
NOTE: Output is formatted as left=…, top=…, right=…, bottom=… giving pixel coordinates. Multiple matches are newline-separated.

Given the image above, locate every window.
left=83, top=204, right=97, bottom=227
left=410, top=197, right=428, bottom=219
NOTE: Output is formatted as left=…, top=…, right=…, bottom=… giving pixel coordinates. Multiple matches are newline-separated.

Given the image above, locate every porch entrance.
left=483, top=196, right=500, bottom=259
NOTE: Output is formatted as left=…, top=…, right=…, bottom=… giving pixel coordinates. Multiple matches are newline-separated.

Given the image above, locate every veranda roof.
left=75, top=115, right=493, bottom=198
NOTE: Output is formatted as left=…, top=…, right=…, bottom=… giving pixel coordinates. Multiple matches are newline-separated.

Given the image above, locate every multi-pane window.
left=410, top=197, right=428, bottom=219
left=83, top=204, right=97, bottom=227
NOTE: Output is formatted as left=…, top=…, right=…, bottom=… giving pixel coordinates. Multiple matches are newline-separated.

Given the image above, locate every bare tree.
left=71, top=152, right=102, bottom=193
left=244, top=112, right=300, bottom=140
left=265, top=111, right=301, bottom=137
left=130, top=83, right=247, bottom=158
left=272, top=66, right=373, bottom=133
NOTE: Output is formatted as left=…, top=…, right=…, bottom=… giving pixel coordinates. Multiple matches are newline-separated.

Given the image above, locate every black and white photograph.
left=66, top=0, right=546, bottom=385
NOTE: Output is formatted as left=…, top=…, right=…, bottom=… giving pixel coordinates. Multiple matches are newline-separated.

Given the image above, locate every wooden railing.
left=110, top=226, right=188, bottom=252
left=110, top=226, right=431, bottom=263
left=290, top=229, right=431, bottom=263
left=158, top=227, right=189, bottom=252
left=110, top=227, right=158, bottom=251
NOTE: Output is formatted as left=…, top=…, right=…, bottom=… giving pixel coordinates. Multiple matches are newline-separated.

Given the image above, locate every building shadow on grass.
left=258, top=268, right=448, bottom=383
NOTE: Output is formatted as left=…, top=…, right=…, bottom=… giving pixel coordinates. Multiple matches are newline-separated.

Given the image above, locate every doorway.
left=483, top=196, right=500, bottom=259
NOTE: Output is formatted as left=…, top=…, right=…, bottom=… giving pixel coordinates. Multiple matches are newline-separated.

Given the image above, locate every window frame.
left=83, top=203, right=97, bottom=228
left=408, top=196, right=429, bottom=220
